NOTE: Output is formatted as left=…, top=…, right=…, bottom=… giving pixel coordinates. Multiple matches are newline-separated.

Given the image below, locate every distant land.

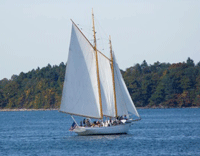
left=0, top=57, right=200, bottom=110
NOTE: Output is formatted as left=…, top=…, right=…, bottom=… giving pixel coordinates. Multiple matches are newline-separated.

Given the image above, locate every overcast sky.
left=0, top=0, right=200, bottom=80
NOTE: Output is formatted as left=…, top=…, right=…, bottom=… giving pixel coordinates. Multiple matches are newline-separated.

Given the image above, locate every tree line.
left=0, top=58, right=200, bottom=109
left=123, top=58, right=200, bottom=108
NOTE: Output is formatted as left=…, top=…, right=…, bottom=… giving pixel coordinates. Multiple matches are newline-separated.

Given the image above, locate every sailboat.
left=60, top=10, right=141, bottom=136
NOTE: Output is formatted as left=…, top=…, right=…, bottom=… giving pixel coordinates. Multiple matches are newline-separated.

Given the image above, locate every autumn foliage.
left=0, top=58, right=200, bottom=109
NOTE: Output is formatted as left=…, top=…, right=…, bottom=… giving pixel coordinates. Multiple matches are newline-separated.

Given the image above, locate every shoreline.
left=137, top=106, right=200, bottom=109
left=0, top=107, right=199, bottom=112
left=0, top=108, right=59, bottom=112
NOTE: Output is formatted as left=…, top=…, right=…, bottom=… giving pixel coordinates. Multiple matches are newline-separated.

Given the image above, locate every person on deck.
left=83, top=118, right=86, bottom=126
left=80, top=121, right=82, bottom=127
left=123, top=115, right=127, bottom=120
left=86, top=119, right=91, bottom=127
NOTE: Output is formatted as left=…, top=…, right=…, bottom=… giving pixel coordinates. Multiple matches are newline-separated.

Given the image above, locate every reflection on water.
left=65, top=133, right=133, bottom=141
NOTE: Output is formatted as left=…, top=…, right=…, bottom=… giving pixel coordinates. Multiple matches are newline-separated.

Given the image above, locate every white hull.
left=73, top=123, right=131, bottom=136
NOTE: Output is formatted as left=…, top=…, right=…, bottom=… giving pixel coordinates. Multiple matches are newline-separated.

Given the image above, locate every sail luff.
left=109, top=36, right=118, bottom=117
left=92, top=9, right=103, bottom=119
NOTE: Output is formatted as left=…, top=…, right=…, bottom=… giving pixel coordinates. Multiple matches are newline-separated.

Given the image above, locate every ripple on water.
left=0, top=109, right=200, bottom=156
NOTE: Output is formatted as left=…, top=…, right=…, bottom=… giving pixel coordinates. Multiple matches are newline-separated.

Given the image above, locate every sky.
left=0, top=0, right=200, bottom=80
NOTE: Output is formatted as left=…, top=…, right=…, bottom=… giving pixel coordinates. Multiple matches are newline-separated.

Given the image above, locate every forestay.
left=60, top=24, right=101, bottom=119
left=113, top=53, right=140, bottom=118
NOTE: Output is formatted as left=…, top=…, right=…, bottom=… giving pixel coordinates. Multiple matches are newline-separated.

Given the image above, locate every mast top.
left=92, top=8, right=97, bottom=51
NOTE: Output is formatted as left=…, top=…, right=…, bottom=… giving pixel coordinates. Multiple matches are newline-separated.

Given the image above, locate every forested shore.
left=0, top=57, right=200, bottom=109
left=0, top=108, right=58, bottom=111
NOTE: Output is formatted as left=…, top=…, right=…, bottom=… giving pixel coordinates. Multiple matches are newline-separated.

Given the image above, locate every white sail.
left=113, top=52, right=140, bottom=118
left=60, top=24, right=101, bottom=119
left=98, top=53, right=115, bottom=117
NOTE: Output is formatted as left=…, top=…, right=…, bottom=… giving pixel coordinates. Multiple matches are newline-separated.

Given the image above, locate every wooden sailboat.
left=60, top=10, right=141, bottom=136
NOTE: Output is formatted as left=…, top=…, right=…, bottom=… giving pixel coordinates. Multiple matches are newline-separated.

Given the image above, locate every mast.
left=109, top=36, right=118, bottom=117
left=92, top=9, right=103, bottom=119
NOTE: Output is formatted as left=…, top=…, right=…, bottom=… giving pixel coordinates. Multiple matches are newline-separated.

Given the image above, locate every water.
left=0, top=108, right=199, bottom=156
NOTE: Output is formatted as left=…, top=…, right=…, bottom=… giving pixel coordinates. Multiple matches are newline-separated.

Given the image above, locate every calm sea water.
left=0, top=108, right=199, bottom=156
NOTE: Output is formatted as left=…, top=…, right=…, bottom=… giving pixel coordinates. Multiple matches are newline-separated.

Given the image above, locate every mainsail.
left=60, top=24, right=101, bottom=119
left=60, top=21, right=140, bottom=119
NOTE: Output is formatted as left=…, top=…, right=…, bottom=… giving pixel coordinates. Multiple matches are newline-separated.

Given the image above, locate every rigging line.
left=94, top=16, right=110, bottom=55
left=71, top=115, right=79, bottom=127
left=70, top=19, right=111, bottom=61
left=94, top=17, right=110, bottom=60
left=77, top=24, right=92, bottom=30
left=95, top=17, right=108, bottom=38
left=80, top=29, right=93, bottom=36
left=96, top=24, right=107, bottom=54
left=78, top=27, right=93, bottom=35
